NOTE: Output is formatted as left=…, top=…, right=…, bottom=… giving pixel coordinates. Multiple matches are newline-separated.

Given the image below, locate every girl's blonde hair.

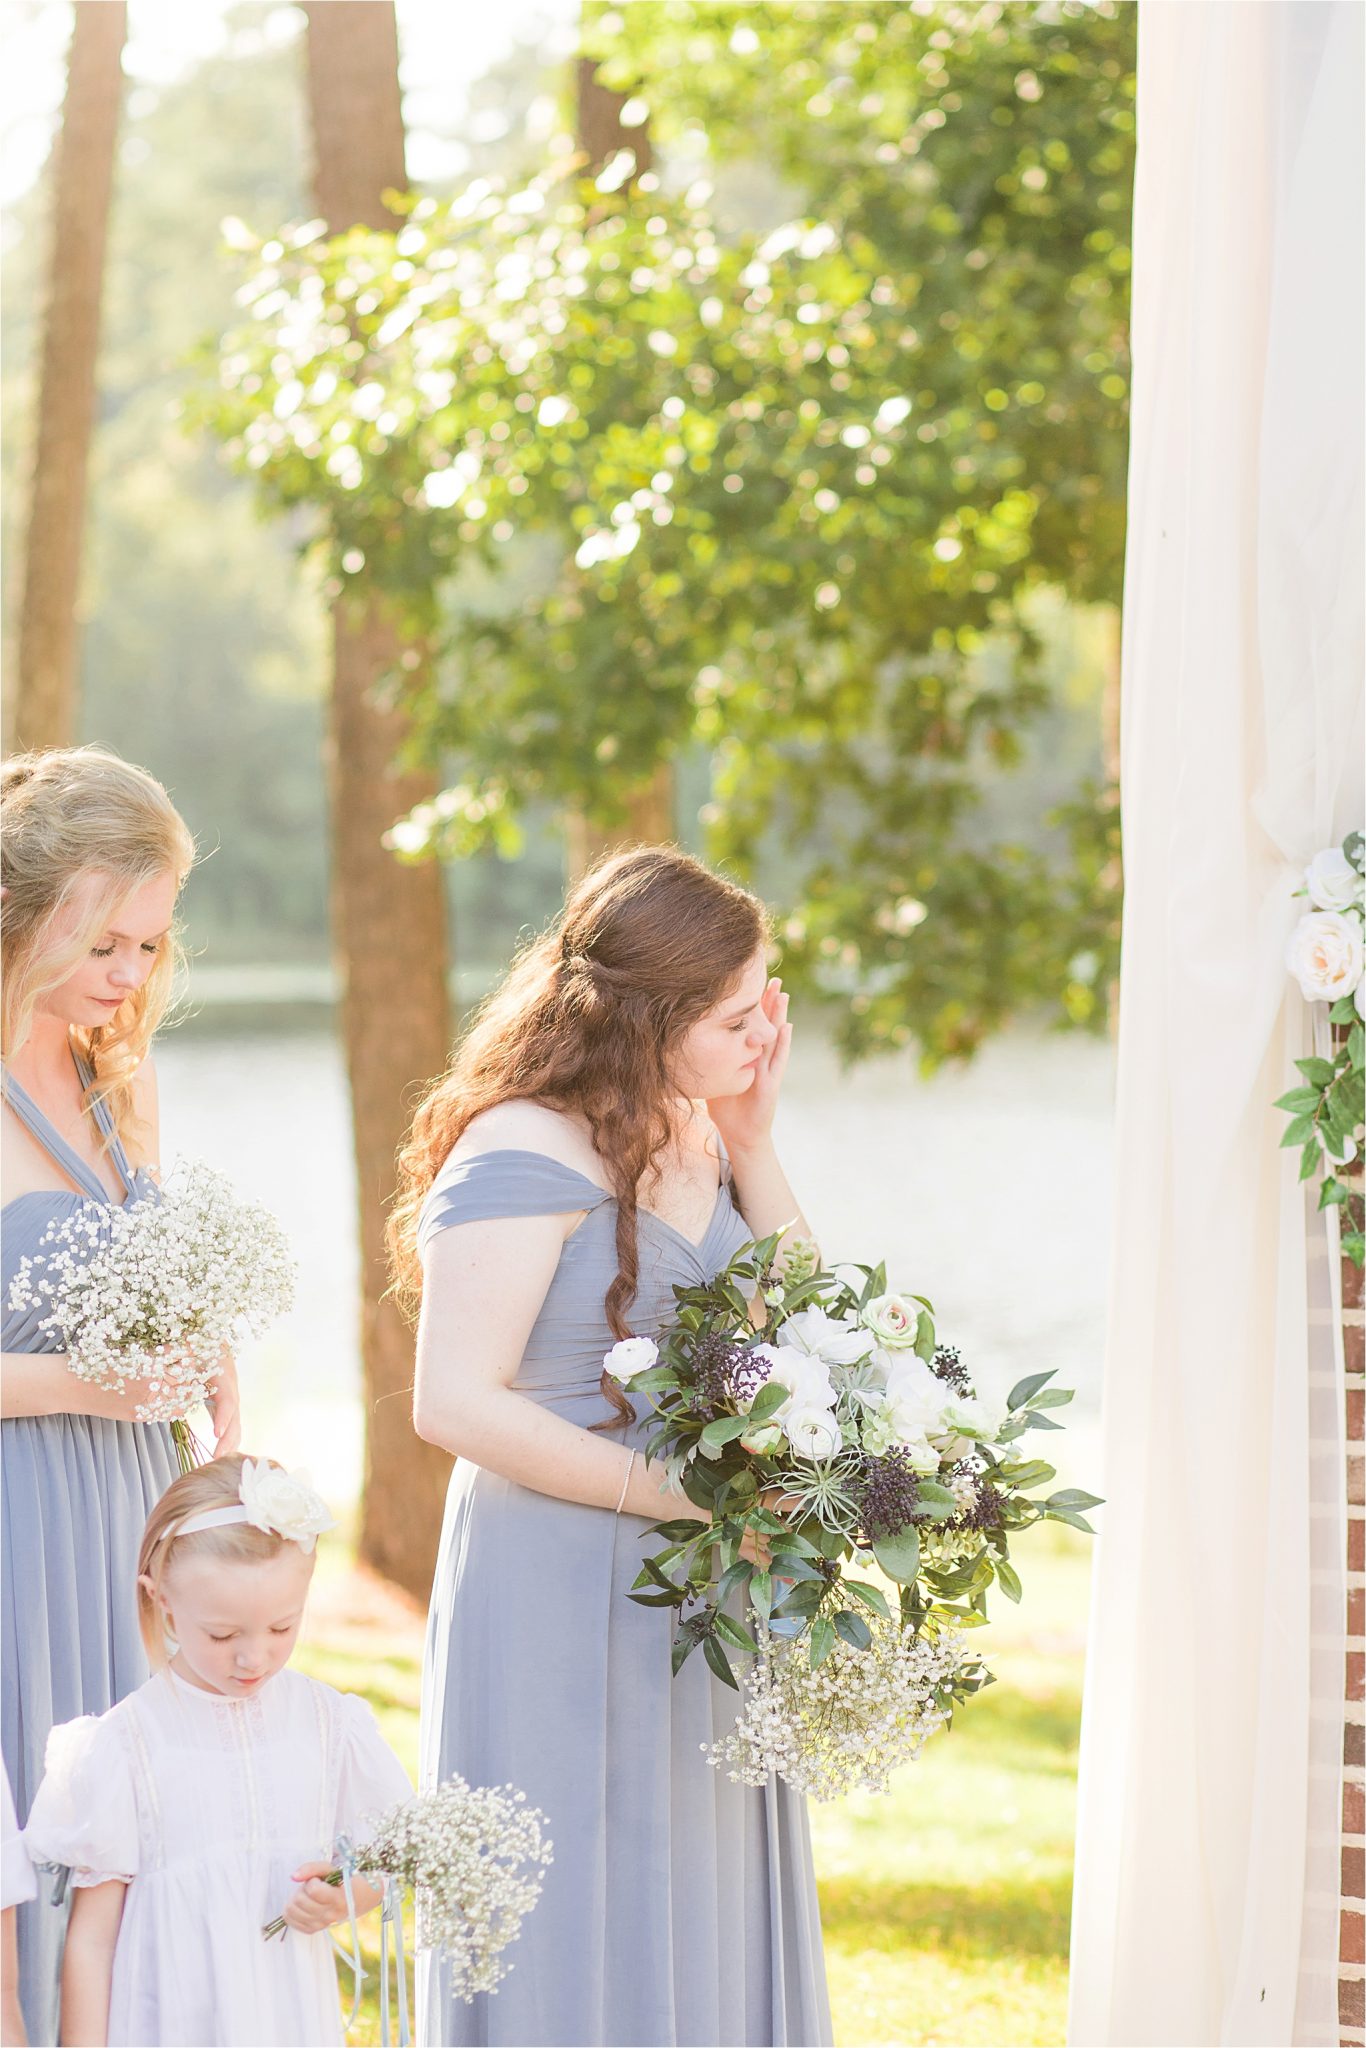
left=1, top=747, right=195, bottom=1160
left=136, top=1454, right=305, bottom=1670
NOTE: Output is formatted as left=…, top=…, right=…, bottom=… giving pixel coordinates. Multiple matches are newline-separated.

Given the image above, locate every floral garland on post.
left=1279, top=832, right=1366, bottom=1268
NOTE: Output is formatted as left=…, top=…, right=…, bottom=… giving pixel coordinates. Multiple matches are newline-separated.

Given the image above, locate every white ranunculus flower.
left=781, top=1403, right=844, bottom=1462
left=1305, top=846, right=1363, bottom=912
left=1286, top=911, right=1364, bottom=1004
left=238, top=1460, right=335, bottom=1552
left=603, top=1336, right=660, bottom=1384
left=860, top=1292, right=922, bottom=1349
left=780, top=1306, right=875, bottom=1366
left=755, top=1342, right=836, bottom=1413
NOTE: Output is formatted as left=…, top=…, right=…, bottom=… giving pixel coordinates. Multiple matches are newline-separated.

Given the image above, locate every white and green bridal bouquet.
left=1279, top=830, right=1365, bottom=1264
left=263, top=1775, right=553, bottom=2007
left=7, top=1159, right=295, bottom=1467
left=606, top=1232, right=1099, bottom=1798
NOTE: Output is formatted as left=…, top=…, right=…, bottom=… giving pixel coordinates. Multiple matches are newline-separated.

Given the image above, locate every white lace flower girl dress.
left=24, top=1665, right=411, bottom=2047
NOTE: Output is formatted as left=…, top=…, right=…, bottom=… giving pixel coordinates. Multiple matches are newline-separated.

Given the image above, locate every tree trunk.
left=567, top=49, right=670, bottom=875
left=302, top=1, right=452, bottom=1602
left=575, top=55, right=653, bottom=177
left=12, top=0, right=127, bottom=754
left=565, top=764, right=675, bottom=882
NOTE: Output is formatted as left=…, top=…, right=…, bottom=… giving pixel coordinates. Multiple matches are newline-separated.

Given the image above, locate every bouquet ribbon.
left=333, top=1838, right=410, bottom=2047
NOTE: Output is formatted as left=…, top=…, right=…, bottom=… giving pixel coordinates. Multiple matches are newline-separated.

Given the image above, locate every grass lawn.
left=295, top=1525, right=1089, bottom=2048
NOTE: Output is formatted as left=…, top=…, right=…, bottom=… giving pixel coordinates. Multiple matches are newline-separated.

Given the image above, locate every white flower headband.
left=166, top=1459, right=335, bottom=1554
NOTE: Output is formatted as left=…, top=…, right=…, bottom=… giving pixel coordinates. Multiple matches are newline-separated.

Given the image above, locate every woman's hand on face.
left=205, top=1350, right=241, bottom=1455
left=708, top=978, right=792, bottom=1159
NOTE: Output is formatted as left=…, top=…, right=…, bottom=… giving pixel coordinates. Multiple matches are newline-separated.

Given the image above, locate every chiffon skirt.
left=418, top=1434, right=833, bottom=2048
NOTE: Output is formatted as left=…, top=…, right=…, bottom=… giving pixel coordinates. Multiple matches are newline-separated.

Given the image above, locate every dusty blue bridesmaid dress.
left=417, top=1149, right=832, bottom=2048
left=0, top=1052, right=178, bottom=2043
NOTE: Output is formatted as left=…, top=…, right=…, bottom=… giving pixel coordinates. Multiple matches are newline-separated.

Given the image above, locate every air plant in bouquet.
left=606, top=1230, right=1100, bottom=1796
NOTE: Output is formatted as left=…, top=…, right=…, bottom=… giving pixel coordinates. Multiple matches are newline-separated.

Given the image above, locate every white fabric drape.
left=1067, top=6, right=1364, bottom=2046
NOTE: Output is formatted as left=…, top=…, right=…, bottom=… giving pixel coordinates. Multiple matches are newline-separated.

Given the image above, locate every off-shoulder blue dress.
left=417, top=1149, right=832, bottom=2048
left=1, top=1054, right=178, bottom=2043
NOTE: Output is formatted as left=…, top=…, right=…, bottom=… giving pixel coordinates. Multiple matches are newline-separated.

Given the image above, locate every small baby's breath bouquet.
left=7, top=1159, right=294, bottom=1463
left=263, top=1776, right=553, bottom=2002
left=711, top=1612, right=979, bottom=1800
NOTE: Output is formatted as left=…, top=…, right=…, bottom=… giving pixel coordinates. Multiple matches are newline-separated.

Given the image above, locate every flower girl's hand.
left=282, top=1863, right=382, bottom=1935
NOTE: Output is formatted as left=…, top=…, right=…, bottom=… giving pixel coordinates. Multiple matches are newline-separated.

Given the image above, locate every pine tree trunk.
left=302, top=1, right=452, bottom=1601
left=565, top=49, right=672, bottom=880
left=12, top=0, right=126, bottom=753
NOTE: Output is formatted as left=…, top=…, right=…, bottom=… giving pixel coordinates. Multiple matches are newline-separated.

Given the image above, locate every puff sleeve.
left=331, top=1692, right=413, bottom=1849
left=22, top=1715, right=139, bottom=1888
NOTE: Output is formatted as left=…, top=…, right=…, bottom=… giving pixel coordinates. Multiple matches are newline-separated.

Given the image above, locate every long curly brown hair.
left=388, top=846, right=767, bottom=1426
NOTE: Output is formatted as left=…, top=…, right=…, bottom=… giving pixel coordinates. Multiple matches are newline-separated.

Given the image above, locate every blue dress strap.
left=0, top=1056, right=121, bottom=1205
left=70, top=1053, right=136, bottom=1196
left=418, top=1149, right=612, bottom=1259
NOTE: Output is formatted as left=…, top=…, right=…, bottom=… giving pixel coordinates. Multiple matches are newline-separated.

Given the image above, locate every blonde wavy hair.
left=1, top=748, right=195, bottom=1160
left=136, top=1454, right=303, bottom=1670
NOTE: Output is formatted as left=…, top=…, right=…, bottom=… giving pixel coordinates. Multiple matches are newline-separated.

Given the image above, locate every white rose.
left=238, top=1460, right=335, bottom=1553
left=781, top=1403, right=844, bottom=1462
left=882, top=1354, right=952, bottom=1435
left=899, top=1432, right=943, bottom=1475
left=755, top=1342, right=836, bottom=1413
left=934, top=1395, right=991, bottom=1442
left=1286, top=911, right=1363, bottom=1003
left=603, top=1337, right=659, bottom=1385
left=860, top=1292, right=922, bottom=1349
left=1305, top=846, right=1363, bottom=912
left=779, top=1306, right=875, bottom=1366
left=739, top=1423, right=785, bottom=1456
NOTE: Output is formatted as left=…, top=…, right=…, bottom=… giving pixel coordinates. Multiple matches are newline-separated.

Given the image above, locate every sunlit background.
left=4, top=10, right=1127, bottom=2035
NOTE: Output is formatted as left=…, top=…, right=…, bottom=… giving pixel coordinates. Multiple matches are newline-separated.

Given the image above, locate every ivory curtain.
left=1067, top=5, right=1365, bottom=2044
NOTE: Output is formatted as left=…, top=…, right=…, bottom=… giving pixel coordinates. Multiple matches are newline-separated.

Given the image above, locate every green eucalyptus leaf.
left=809, top=1617, right=837, bottom=1669
left=871, top=1526, right=921, bottom=1583
left=702, top=1633, right=738, bottom=1690
left=1006, top=1368, right=1057, bottom=1411
left=833, top=1609, right=873, bottom=1650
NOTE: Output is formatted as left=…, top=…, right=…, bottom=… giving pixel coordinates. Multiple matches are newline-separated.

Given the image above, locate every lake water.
left=156, top=1018, right=1115, bottom=1503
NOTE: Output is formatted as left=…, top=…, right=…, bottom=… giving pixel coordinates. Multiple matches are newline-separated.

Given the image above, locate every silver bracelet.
left=614, top=1449, right=637, bottom=1515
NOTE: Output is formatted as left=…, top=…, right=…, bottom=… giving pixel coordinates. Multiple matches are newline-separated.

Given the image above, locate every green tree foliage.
left=200, top=1, right=1133, bottom=1062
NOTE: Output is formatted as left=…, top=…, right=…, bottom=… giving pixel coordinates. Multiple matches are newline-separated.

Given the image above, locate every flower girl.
left=23, top=1456, right=412, bottom=2047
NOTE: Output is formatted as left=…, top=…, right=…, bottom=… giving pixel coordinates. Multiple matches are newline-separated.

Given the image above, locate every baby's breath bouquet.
left=606, top=1231, right=1099, bottom=1797
left=7, top=1160, right=294, bottom=1467
left=263, top=1776, right=553, bottom=2003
